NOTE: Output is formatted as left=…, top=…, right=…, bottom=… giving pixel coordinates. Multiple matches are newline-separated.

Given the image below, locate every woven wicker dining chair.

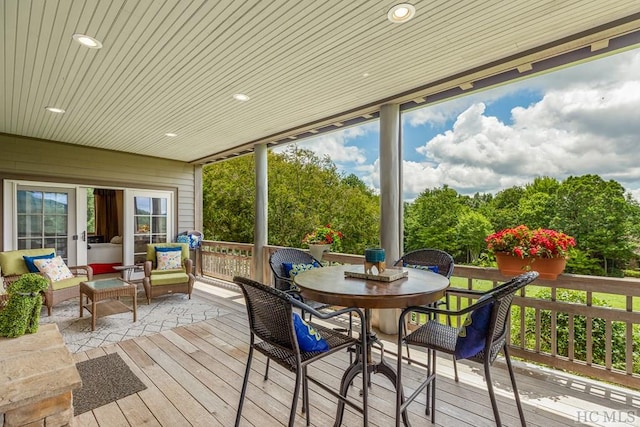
left=268, top=248, right=355, bottom=376
left=394, top=249, right=457, bottom=377
left=270, top=248, right=351, bottom=324
left=233, top=276, right=368, bottom=427
left=268, top=248, right=320, bottom=290
left=395, top=271, right=538, bottom=427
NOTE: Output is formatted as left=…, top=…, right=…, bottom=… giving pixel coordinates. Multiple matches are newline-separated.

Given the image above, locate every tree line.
left=204, top=148, right=640, bottom=277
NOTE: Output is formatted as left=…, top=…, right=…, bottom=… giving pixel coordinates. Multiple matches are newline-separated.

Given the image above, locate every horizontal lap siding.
left=0, top=134, right=198, bottom=245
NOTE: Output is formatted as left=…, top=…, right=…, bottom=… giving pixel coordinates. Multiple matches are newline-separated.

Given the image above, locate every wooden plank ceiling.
left=2, top=0, right=640, bottom=164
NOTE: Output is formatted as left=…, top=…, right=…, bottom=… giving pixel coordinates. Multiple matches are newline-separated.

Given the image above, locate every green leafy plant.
left=302, top=224, right=344, bottom=251
left=485, top=225, right=576, bottom=258
left=0, top=273, right=48, bottom=338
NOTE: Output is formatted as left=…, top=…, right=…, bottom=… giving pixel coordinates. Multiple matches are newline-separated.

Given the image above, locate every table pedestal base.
left=334, top=357, right=412, bottom=427
left=334, top=319, right=412, bottom=427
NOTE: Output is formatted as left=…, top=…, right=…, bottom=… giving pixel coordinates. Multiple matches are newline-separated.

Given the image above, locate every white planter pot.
left=308, top=244, right=331, bottom=261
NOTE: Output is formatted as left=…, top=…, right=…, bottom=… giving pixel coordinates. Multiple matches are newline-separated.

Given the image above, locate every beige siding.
left=0, top=133, right=199, bottom=250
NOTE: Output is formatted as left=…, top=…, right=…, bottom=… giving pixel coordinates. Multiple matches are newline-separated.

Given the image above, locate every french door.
left=3, top=181, right=81, bottom=263
left=123, top=190, right=173, bottom=265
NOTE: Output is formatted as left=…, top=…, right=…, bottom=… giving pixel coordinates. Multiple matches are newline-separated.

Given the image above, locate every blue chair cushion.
left=155, top=246, right=183, bottom=252
left=23, top=252, right=55, bottom=273
left=454, top=295, right=493, bottom=359
left=404, top=263, right=439, bottom=274
left=282, top=261, right=320, bottom=278
left=293, top=313, right=329, bottom=352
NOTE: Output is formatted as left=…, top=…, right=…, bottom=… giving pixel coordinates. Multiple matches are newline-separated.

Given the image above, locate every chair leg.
left=395, top=327, right=404, bottom=427
left=288, top=367, right=302, bottom=427
left=425, top=349, right=431, bottom=416
left=235, top=346, right=254, bottom=427
left=430, top=350, right=436, bottom=424
left=303, top=366, right=310, bottom=424
left=348, top=312, right=353, bottom=364
left=452, top=357, right=459, bottom=382
left=444, top=295, right=459, bottom=382
left=484, top=357, right=503, bottom=427
left=264, top=358, right=270, bottom=380
left=504, top=345, right=527, bottom=426
left=403, top=320, right=412, bottom=364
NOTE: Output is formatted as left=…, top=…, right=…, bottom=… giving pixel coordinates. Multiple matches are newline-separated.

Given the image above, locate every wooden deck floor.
left=71, top=285, right=640, bottom=426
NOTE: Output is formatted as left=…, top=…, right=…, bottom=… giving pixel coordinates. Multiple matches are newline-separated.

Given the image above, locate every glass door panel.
left=132, top=195, right=170, bottom=264
left=16, top=188, right=75, bottom=262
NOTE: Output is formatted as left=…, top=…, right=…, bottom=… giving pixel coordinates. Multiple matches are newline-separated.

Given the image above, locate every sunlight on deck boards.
left=69, top=280, right=640, bottom=426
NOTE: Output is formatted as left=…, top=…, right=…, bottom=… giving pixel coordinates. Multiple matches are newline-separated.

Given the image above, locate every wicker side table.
left=79, top=278, right=137, bottom=331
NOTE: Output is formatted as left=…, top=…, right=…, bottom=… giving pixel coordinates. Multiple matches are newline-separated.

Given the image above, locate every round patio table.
left=294, top=264, right=449, bottom=426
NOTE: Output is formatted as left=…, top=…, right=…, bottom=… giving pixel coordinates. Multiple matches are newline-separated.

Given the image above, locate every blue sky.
left=277, top=47, right=640, bottom=201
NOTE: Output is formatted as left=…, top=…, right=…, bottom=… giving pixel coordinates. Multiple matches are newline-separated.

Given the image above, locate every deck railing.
left=199, top=240, right=640, bottom=389
left=200, top=240, right=253, bottom=281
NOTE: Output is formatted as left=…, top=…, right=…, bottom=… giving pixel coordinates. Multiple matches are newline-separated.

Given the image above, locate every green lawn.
left=448, top=276, right=640, bottom=312
left=410, top=276, right=638, bottom=326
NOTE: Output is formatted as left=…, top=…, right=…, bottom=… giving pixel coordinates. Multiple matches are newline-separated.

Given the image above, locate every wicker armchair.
left=142, top=243, right=195, bottom=304
left=394, top=249, right=456, bottom=378
left=233, top=276, right=368, bottom=427
left=394, top=271, right=539, bottom=427
left=268, top=248, right=330, bottom=314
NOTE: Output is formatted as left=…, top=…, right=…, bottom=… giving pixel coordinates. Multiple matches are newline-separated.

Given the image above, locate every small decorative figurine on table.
left=364, top=248, right=386, bottom=275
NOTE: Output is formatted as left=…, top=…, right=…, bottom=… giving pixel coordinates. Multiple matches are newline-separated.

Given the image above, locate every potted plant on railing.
left=302, top=224, right=343, bottom=261
left=485, top=225, right=576, bottom=280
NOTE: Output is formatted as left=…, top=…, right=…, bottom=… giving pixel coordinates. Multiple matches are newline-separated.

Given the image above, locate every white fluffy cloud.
left=403, top=51, right=640, bottom=198
left=274, top=122, right=378, bottom=166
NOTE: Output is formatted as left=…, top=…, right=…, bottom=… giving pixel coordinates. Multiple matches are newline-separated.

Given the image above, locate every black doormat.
left=74, top=352, right=147, bottom=416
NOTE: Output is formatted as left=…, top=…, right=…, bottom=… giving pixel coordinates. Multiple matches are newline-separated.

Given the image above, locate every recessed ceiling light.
left=165, top=133, right=178, bottom=137
left=45, top=106, right=65, bottom=114
left=387, top=3, right=416, bottom=23
left=72, top=33, right=103, bottom=49
left=233, top=93, right=250, bottom=102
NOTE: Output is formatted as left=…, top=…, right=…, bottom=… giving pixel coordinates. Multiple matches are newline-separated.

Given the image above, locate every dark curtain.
left=94, top=189, right=119, bottom=241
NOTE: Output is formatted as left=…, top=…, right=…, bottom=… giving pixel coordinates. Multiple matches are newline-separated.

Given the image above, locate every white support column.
left=194, top=164, right=203, bottom=275
left=378, top=103, right=403, bottom=334
left=380, top=104, right=402, bottom=262
left=254, top=144, right=268, bottom=282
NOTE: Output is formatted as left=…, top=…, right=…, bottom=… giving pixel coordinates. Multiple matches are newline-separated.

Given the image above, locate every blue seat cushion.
left=454, top=295, right=493, bottom=359
left=293, top=313, right=328, bottom=352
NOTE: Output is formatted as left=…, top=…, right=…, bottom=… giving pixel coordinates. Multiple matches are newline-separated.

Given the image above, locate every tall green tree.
left=202, top=155, right=255, bottom=242
left=518, top=177, right=560, bottom=228
left=203, top=147, right=380, bottom=254
left=482, top=186, right=525, bottom=231
left=455, top=211, right=494, bottom=263
left=404, top=185, right=467, bottom=255
left=551, top=175, right=632, bottom=275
